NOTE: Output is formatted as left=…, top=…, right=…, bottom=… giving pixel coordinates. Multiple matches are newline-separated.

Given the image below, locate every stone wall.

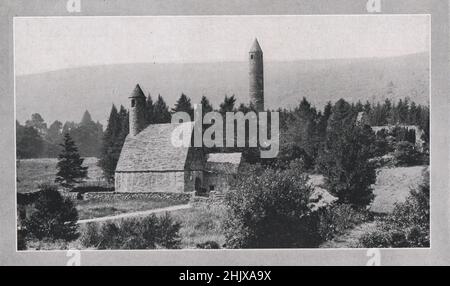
left=83, top=191, right=192, bottom=203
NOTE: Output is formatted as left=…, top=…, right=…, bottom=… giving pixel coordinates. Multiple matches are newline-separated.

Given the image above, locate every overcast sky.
left=14, top=15, right=429, bottom=75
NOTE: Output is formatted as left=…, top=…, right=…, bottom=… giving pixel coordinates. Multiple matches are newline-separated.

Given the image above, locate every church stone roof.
left=249, top=38, right=262, bottom=53
left=205, top=153, right=242, bottom=174
left=116, top=122, right=194, bottom=172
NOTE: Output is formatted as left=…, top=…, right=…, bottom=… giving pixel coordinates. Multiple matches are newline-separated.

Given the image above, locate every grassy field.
left=369, top=165, right=428, bottom=214
left=16, top=157, right=102, bottom=193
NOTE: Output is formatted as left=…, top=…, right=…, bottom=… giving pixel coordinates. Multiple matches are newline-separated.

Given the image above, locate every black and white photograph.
left=13, top=14, right=431, bottom=251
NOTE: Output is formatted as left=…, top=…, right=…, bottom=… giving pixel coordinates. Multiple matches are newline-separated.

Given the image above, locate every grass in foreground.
left=170, top=203, right=227, bottom=249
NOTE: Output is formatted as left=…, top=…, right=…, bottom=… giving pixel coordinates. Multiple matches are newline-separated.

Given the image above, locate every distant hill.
left=16, top=53, right=429, bottom=125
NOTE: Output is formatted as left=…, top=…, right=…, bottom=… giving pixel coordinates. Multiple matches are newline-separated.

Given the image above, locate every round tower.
left=129, top=84, right=146, bottom=136
left=249, top=38, right=264, bottom=112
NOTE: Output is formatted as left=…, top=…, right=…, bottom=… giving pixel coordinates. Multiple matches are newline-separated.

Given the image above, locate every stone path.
left=77, top=204, right=192, bottom=224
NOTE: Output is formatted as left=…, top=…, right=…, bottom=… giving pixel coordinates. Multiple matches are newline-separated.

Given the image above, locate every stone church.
left=115, top=39, right=264, bottom=193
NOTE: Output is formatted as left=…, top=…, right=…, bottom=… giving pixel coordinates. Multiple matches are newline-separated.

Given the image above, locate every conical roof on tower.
left=249, top=38, right=262, bottom=53
left=129, top=84, right=146, bottom=98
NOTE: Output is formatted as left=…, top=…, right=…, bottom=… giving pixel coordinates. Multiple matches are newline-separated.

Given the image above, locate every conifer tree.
left=172, top=93, right=194, bottom=119
left=98, top=105, right=121, bottom=182
left=153, top=94, right=171, bottom=123
left=145, top=93, right=154, bottom=125
left=219, top=95, right=236, bottom=114
left=55, top=133, right=87, bottom=188
left=200, top=95, right=213, bottom=115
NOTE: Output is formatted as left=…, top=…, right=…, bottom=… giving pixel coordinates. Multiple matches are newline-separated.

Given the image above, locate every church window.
left=131, top=99, right=136, bottom=107
left=250, top=55, right=254, bottom=59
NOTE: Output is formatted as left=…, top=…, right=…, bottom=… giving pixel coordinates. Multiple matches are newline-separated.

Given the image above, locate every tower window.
left=131, top=99, right=136, bottom=107
left=250, top=55, right=254, bottom=59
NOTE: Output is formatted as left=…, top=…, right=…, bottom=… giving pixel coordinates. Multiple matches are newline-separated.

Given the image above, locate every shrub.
left=80, top=223, right=102, bottom=248
left=24, top=184, right=79, bottom=241
left=196, top=241, right=221, bottom=249
left=223, top=161, right=319, bottom=248
left=393, top=141, right=423, bottom=166
left=359, top=171, right=429, bottom=248
left=316, top=203, right=368, bottom=241
left=81, top=213, right=181, bottom=250
left=155, top=213, right=182, bottom=249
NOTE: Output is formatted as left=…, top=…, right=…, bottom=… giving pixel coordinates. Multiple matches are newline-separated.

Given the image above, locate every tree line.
left=16, top=111, right=103, bottom=159
left=98, top=91, right=430, bottom=182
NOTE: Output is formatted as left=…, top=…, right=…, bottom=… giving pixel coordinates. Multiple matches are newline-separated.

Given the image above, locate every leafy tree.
left=16, top=121, right=44, bottom=158
left=24, top=184, right=79, bottom=241
left=153, top=94, right=171, bottom=123
left=25, top=113, right=47, bottom=136
left=55, top=133, right=88, bottom=188
left=69, top=110, right=103, bottom=157
left=223, top=160, right=319, bottom=248
left=46, top=120, right=63, bottom=144
left=317, top=99, right=376, bottom=207
left=393, top=141, right=423, bottom=166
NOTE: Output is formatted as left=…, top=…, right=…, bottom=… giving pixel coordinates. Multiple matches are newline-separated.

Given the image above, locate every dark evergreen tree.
left=98, top=105, right=122, bottom=182
left=317, top=99, right=376, bottom=207
left=25, top=113, right=47, bottom=136
left=200, top=95, right=214, bottom=115
left=172, top=93, right=194, bottom=119
left=153, top=94, right=171, bottom=124
left=219, top=94, right=236, bottom=114
left=55, top=133, right=88, bottom=188
left=145, top=93, right=154, bottom=125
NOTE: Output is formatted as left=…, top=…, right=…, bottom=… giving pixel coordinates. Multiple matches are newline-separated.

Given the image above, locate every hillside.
left=16, top=53, right=429, bottom=124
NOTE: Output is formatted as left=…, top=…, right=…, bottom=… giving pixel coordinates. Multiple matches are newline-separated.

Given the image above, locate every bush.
left=223, top=161, right=320, bottom=248
left=393, top=141, right=423, bottom=166
left=359, top=171, right=429, bottom=248
left=81, top=213, right=181, bottom=249
left=23, top=184, right=79, bottom=241
left=17, top=228, right=27, bottom=250
left=196, top=241, right=221, bottom=249
left=79, top=222, right=102, bottom=248
left=316, top=203, right=368, bottom=241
